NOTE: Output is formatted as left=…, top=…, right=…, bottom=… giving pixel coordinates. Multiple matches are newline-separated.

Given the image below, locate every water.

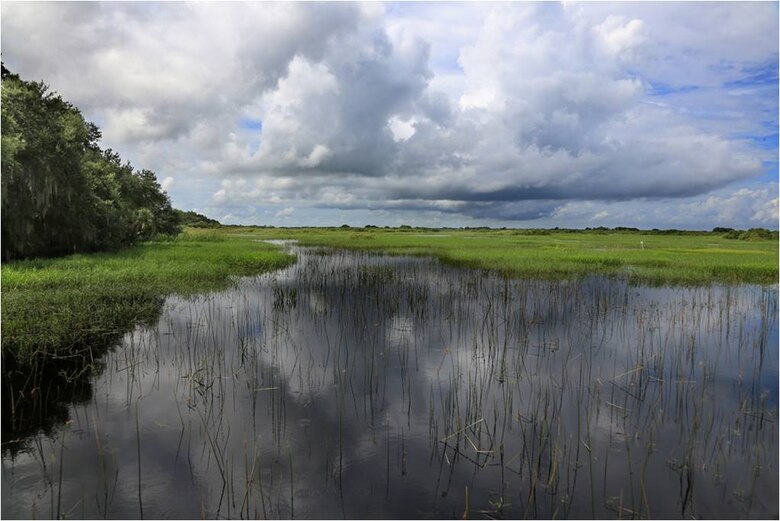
left=2, top=246, right=778, bottom=519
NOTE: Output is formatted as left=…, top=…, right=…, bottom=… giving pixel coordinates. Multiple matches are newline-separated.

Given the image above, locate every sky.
left=2, top=1, right=778, bottom=229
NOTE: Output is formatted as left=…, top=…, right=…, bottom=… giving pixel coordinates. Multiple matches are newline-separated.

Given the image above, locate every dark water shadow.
left=1, top=296, right=166, bottom=456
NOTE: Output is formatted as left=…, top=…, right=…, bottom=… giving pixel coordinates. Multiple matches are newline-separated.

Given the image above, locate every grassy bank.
left=232, top=227, right=778, bottom=285
left=2, top=230, right=295, bottom=367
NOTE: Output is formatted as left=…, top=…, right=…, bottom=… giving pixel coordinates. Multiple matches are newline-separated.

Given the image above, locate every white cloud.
left=388, top=116, right=416, bottom=142
left=2, top=2, right=776, bottom=228
left=275, top=207, right=295, bottom=218
left=594, top=16, right=645, bottom=57
left=160, top=176, right=174, bottom=192
left=212, top=188, right=227, bottom=204
left=545, top=183, right=779, bottom=230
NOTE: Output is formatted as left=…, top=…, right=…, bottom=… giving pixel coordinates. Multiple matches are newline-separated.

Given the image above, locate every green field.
left=236, top=227, right=779, bottom=285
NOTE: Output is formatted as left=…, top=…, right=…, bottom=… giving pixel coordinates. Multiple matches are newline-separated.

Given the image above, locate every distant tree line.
left=351, top=225, right=778, bottom=238
left=1, top=66, right=182, bottom=260
left=585, top=226, right=777, bottom=238
left=255, top=224, right=779, bottom=236
left=718, top=227, right=778, bottom=240
left=174, top=209, right=221, bottom=228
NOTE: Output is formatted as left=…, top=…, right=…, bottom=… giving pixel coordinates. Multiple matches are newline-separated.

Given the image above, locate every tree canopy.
left=1, top=67, right=180, bottom=260
left=174, top=209, right=221, bottom=228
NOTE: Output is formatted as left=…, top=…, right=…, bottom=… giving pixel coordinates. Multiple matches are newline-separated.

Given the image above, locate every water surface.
left=3, top=246, right=777, bottom=519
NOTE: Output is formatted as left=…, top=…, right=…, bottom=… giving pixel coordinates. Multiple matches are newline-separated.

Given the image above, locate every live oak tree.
left=1, top=66, right=180, bottom=260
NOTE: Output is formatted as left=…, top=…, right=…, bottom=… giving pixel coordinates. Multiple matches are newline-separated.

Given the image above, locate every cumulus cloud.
left=703, top=186, right=780, bottom=225
left=3, top=2, right=776, bottom=228
left=275, top=207, right=295, bottom=218
left=548, top=183, right=779, bottom=230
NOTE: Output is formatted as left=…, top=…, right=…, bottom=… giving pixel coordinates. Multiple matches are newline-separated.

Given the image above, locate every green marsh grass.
left=2, top=229, right=295, bottom=365
left=239, top=227, right=778, bottom=286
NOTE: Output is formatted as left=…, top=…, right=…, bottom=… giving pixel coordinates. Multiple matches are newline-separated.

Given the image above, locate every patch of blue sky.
left=750, top=132, right=778, bottom=151
left=647, top=81, right=700, bottom=96
left=385, top=2, right=465, bottom=18
left=723, top=58, right=779, bottom=89
left=239, top=118, right=263, bottom=132
left=430, top=52, right=463, bottom=74
left=238, top=119, right=262, bottom=154
left=758, top=153, right=778, bottom=175
left=728, top=130, right=779, bottom=149
left=384, top=2, right=415, bottom=17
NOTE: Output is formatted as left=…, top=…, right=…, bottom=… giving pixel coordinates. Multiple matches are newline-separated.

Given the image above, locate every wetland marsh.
left=4, top=3, right=779, bottom=517
left=2, top=240, right=777, bottom=519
